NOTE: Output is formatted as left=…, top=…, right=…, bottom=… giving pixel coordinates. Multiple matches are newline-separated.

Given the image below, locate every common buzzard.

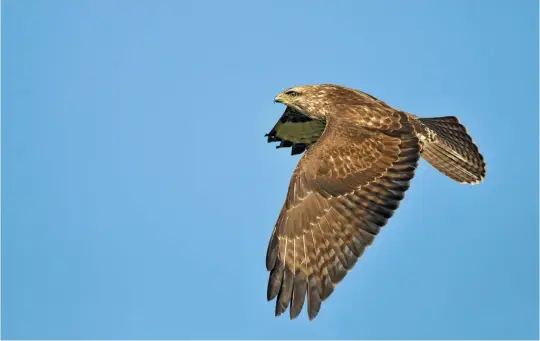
left=264, top=84, right=486, bottom=320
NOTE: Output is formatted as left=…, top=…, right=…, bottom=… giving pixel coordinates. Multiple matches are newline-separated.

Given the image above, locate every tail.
left=419, top=116, right=486, bottom=184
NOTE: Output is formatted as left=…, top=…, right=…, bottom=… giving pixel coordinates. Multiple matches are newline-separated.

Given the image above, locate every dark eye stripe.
left=285, top=90, right=299, bottom=97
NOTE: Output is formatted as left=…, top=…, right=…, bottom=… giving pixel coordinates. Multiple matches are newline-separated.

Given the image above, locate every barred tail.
left=419, top=116, right=486, bottom=184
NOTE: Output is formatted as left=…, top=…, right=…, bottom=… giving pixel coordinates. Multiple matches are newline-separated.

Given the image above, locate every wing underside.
left=265, top=107, right=326, bottom=155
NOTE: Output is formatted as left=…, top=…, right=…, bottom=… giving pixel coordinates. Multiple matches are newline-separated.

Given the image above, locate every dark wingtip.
left=308, top=308, right=320, bottom=321
left=267, top=261, right=284, bottom=301
left=266, top=233, right=278, bottom=271
left=265, top=129, right=281, bottom=143
left=307, top=276, right=322, bottom=320
left=291, top=143, right=307, bottom=155
left=289, top=274, right=307, bottom=320
left=275, top=268, right=294, bottom=316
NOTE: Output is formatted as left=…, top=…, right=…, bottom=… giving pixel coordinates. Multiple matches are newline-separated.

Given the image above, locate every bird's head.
left=274, top=84, right=350, bottom=120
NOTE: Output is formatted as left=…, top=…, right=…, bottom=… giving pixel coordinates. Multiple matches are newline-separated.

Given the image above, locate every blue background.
left=2, top=0, right=538, bottom=339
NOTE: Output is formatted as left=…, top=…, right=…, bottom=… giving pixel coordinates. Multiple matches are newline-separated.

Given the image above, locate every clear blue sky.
left=2, top=0, right=538, bottom=339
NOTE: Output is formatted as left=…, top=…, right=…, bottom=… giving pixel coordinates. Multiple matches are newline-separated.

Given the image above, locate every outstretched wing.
left=265, top=107, right=326, bottom=155
left=266, top=113, right=421, bottom=320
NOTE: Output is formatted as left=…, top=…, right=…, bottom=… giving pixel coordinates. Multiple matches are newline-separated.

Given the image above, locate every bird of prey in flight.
left=264, top=84, right=486, bottom=320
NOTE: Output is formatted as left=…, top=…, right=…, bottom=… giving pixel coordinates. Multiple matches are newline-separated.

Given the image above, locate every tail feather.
left=419, top=116, right=486, bottom=184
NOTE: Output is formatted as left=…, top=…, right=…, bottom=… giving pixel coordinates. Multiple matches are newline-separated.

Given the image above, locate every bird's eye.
left=286, top=90, right=299, bottom=97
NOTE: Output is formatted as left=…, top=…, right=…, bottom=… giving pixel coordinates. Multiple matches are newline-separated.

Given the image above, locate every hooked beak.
left=274, top=93, right=284, bottom=103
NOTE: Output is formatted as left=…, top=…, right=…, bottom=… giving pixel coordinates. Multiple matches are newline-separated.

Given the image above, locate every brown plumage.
left=264, top=84, right=486, bottom=320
